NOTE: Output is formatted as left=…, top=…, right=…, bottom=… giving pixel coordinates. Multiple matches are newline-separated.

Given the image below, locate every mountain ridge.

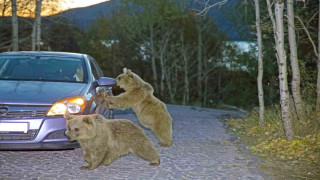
left=57, top=0, right=250, bottom=40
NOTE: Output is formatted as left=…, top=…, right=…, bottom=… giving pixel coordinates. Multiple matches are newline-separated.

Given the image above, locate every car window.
left=88, top=56, right=103, bottom=80
left=0, top=55, right=87, bottom=83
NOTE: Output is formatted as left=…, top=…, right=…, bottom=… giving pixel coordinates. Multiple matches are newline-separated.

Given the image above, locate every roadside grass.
left=226, top=105, right=320, bottom=179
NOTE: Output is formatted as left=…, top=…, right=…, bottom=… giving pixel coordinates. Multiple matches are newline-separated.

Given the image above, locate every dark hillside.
left=57, top=0, right=251, bottom=40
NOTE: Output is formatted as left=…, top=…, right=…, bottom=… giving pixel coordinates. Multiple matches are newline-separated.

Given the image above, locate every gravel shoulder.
left=0, top=105, right=270, bottom=180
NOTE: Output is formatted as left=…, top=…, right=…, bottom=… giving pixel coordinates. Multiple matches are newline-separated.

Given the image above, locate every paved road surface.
left=0, top=105, right=269, bottom=180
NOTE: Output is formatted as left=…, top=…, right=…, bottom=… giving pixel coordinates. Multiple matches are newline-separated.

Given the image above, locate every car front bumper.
left=0, top=141, right=79, bottom=150
left=0, top=116, right=79, bottom=150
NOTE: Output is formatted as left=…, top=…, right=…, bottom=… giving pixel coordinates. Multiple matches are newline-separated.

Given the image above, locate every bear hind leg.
left=154, top=121, right=172, bottom=147
left=132, top=143, right=160, bottom=166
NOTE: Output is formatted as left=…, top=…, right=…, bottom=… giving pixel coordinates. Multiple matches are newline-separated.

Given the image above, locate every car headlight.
left=47, top=96, right=85, bottom=116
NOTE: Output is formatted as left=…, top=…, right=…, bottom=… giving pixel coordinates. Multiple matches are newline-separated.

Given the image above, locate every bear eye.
left=117, top=76, right=121, bottom=80
left=74, top=128, right=79, bottom=132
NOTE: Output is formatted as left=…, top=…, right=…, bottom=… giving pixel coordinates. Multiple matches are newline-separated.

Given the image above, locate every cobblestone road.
left=0, top=105, right=270, bottom=180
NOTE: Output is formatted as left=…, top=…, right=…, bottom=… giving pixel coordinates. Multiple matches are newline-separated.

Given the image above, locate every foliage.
left=251, top=135, right=320, bottom=164
left=227, top=105, right=320, bottom=166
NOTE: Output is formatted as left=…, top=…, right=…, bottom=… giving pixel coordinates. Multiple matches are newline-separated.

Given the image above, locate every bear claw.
left=149, top=159, right=160, bottom=166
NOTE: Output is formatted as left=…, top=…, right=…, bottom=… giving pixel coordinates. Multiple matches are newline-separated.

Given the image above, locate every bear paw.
left=97, top=90, right=109, bottom=99
left=159, top=142, right=172, bottom=147
left=149, top=159, right=160, bottom=166
left=80, top=166, right=91, bottom=170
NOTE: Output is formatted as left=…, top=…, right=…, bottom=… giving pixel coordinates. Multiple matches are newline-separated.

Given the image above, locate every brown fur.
left=99, top=68, right=173, bottom=147
left=64, top=113, right=160, bottom=170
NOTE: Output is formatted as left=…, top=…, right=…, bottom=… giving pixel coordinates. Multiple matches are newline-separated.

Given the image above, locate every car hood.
left=0, top=81, right=88, bottom=105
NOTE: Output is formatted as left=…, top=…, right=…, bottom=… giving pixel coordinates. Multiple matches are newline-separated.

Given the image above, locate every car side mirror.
left=97, top=77, right=116, bottom=86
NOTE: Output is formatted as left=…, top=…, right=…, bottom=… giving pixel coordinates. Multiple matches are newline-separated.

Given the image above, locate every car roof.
left=0, top=51, right=86, bottom=59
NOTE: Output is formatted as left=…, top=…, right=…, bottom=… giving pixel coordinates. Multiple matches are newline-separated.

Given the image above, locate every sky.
left=61, top=0, right=110, bottom=10
left=0, top=0, right=110, bottom=17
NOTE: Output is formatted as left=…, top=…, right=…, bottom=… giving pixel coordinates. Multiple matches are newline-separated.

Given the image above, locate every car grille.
left=45, top=130, right=66, bottom=140
left=0, top=129, right=38, bottom=140
left=0, top=110, right=47, bottom=119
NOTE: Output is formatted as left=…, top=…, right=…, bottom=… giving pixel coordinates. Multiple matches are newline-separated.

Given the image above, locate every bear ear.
left=126, top=69, right=133, bottom=78
left=64, top=112, right=74, bottom=120
left=83, top=117, right=93, bottom=125
left=123, top=67, right=127, bottom=73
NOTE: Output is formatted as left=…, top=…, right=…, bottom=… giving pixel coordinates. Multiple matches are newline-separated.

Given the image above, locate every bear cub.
left=64, top=113, right=160, bottom=170
left=99, top=68, right=173, bottom=147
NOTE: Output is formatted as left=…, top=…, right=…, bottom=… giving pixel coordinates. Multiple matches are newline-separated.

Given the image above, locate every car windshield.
left=0, top=55, right=87, bottom=83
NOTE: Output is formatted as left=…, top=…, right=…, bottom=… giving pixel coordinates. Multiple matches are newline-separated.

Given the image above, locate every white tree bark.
left=159, top=32, right=170, bottom=99
left=32, top=0, right=42, bottom=51
left=317, top=0, right=320, bottom=111
left=197, top=22, right=203, bottom=105
left=11, top=0, right=19, bottom=51
left=254, top=0, right=265, bottom=126
left=287, top=0, right=305, bottom=119
left=181, top=34, right=190, bottom=105
left=274, top=0, right=294, bottom=140
left=149, top=25, right=159, bottom=95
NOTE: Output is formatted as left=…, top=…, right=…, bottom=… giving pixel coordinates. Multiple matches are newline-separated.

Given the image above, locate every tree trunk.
left=203, top=65, right=208, bottom=107
left=36, top=0, right=42, bottom=51
left=254, top=0, right=265, bottom=126
left=2, top=0, right=8, bottom=17
left=197, top=22, right=203, bottom=106
left=111, top=44, right=116, bottom=76
left=159, top=36, right=169, bottom=99
left=274, top=0, right=294, bottom=141
left=149, top=25, right=159, bottom=95
left=316, top=0, right=320, bottom=112
left=181, top=34, right=189, bottom=105
left=32, top=22, right=36, bottom=51
left=165, top=62, right=174, bottom=102
left=160, top=52, right=165, bottom=99
left=32, top=0, right=42, bottom=51
left=11, top=0, right=19, bottom=51
left=287, top=0, right=305, bottom=119
left=159, top=31, right=170, bottom=98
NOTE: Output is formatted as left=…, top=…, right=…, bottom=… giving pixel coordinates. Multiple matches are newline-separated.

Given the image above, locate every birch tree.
left=254, top=0, right=265, bottom=126
left=11, top=0, right=19, bottom=51
left=181, top=33, right=190, bottom=105
left=287, top=0, right=305, bottom=119
left=267, top=0, right=294, bottom=140
left=32, top=0, right=43, bottom=51
left=196, top=20, right=203, bottom=105
left=149, top=25, right=159, bottom=94
left=317, top=0, right=320, bottom=111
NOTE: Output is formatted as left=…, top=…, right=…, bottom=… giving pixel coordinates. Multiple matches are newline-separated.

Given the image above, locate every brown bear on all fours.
left=99, top=68, right=173, bottom=147
left=64, top=113, right=160, bottom=170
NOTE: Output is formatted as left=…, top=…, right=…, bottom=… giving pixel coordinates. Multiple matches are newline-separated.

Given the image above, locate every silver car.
left=0, top=51, right=115, bottom=150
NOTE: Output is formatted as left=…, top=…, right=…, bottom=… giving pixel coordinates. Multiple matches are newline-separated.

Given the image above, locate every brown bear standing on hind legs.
left=64, top=113, right=160, bottom=170
left=99, top=68, right=173, bottom=147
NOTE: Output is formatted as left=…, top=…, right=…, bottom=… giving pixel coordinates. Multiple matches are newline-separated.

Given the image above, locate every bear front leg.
left=82, top=148, right=91, bottom=163
left=103, top=95, right=133, bottom=110
left=101, top=151, right=120, bottom=166
left=80, top=150, right=106, bottom=170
